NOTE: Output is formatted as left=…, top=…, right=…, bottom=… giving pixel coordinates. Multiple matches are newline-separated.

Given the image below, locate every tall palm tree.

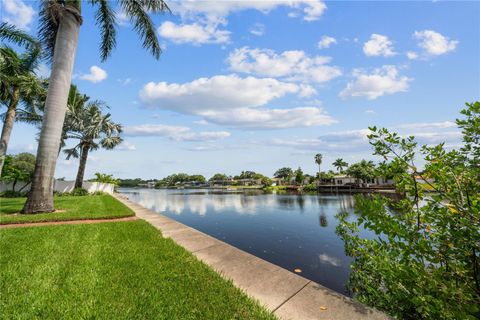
left=63, top=101, right=122, bottom=188
left=315, top=153, right=323, bottom=184
left=333, top=158, right=349, bottom=173
left=24, top=0, right=170, bottom=213
left=0, top=34, right=44, bottom=175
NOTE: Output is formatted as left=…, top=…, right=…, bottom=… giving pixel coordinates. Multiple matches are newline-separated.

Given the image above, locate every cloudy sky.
left=3, top=0, right=480, bottom=179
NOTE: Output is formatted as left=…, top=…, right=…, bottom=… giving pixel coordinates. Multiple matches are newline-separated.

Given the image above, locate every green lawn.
left=0, top=195, right=134, bottom=224
left=0, top=220, right=276, bottom=319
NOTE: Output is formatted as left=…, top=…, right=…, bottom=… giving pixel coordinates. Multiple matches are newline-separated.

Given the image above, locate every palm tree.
left=315, top=153, right=322, bottom=184
left=63, top=101, right=122, bottom=189
left=333, top=158, right=349, bottom=173
left=23, top=0, right=170, bottom=213
left=0, top=27, right=44, bottom=175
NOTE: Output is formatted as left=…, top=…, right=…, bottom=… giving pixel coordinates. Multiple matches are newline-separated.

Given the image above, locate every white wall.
left=0, top=180, right=114, bottom=194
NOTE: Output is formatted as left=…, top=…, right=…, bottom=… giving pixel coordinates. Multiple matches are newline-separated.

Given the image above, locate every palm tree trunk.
left=22, top=8, right=81, bottom=214
left=74, top=143, right=89, bottom=189
left=0, top=86, right=20, bottom=176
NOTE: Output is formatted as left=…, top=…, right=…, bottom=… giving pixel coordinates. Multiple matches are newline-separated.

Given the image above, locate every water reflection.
left=120, top=188, right=367, bottom=295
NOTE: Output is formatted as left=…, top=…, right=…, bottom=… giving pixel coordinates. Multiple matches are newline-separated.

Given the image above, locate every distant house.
left=333, top=175, right=356, bottom=186
left=235, top=178, right=262, bottom=186
left=333, top=175, right=394, bottom=187
left=147, top=181, right=156, bottom=188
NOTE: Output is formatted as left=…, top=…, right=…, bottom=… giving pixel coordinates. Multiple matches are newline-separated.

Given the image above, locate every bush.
left=302, top=184, right=318, bottom=192
left=0, top=190, right=27, bottom=198
left=69, top=188, right=89, bottom=196
left=336, top=102, right=480, bottom=319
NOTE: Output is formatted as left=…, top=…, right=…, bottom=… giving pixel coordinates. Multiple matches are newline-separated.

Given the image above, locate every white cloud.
left=201, top=107, right=337, bottom=129
left=413, top=30, right=458, bottom=56
left=139, top=74, right=303, bottom=113
left=397, top=121, right=456, bottom=130
left=363, top=34, right=396, bottom=57
left=249, top=23, right=265, bottom=36
left=124, top=124, right=230, bottom=142
left=406, top=51, right=419, bottom=60
left=317, top=36, right=337, bottom=49
left=116, top=141, right=137, bottom=151
left=79, top=66, right=108, bottom=83
left=1, top=0, right=35, bottom=30
left=117, top=78, right=132, bottom=85
left=227, top=47, right=342, bottom=83
left=158, top=20, right=230, bottom=45
left=339, top=65, right=412, bottom=100
left=170, top=0, right=327, bottom=22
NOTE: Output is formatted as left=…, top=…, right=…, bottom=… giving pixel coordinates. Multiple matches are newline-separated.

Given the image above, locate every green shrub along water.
left=336, top=102, right=480, bottom=319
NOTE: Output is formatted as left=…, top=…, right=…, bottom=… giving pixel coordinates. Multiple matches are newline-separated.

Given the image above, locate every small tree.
left=91, top=172, right=118, bottom=185
left=209, top=173, right=229, bottom=182
left=274, top=167, right=293, bottom=184
left=336, top=101, right=480, bottom=319
left=333, top=158, right=349, bottom=173
left=1, top=152, right=35, bottom=192
left=294, top=167, right=304, bottom=185
left=345, top=160, right=376, bottom=183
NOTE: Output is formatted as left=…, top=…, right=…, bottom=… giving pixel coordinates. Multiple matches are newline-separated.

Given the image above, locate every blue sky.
left=3, top=0, right=479, bottom=179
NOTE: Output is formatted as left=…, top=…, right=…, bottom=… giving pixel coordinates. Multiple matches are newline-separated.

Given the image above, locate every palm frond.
left=38, top=0, right=62, bottom=63
left=119, top=0, right=166, bottom=60
left=0, top=22, right=40, bottom=50
left=64, top=147, right=80, bottom=159
left=90, top=0, right=117, bottom=61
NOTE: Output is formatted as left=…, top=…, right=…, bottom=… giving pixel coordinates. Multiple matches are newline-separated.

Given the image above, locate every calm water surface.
left=120, top=188, right=375, bottom=295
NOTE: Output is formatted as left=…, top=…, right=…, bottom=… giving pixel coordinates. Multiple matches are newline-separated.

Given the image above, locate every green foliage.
left=0, top=190, right=27, bottom=198
left=209, top=173, right=229, bottom=182
left=156, top=173, right=206, bottom=187
left=333, top=158, right=349, bottom=172
left=336, top=102, right=480, bottom=319
left=345, top=160, right=376, bottom=182
left=69, top=188, right=89, bottom=196
left=302, top=184, right=318, bottom=192
left=314, top=153, right=323, bottom=165
left=91, top=172, right=119, bottom=185
left=294, top=167, right=304, bottom=185
left=117, top=178, right=145, bottom=188
left=274, top=167, right=293, bottom=180
left=1, top=153, right=35, bottom=191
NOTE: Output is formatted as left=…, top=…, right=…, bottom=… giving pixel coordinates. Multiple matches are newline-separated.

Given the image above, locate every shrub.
left=69, top=188, right=89, bottom=196
left=0, top=190, right=27, bottom=198
left=336, top=102, right=480, bottom=319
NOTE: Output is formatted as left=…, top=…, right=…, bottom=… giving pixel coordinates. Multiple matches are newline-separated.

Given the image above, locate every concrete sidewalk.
left=114, top=194, right=389, bottom=320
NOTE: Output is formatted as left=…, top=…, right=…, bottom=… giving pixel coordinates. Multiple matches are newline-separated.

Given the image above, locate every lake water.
left=119, top=188, right=375, bottom=295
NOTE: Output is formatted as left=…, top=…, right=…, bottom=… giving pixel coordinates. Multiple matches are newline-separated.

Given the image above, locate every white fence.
left=0, top=180, right=114, bottom=194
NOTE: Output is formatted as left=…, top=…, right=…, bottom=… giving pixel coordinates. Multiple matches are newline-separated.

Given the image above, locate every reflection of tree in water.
left=338, top=194, right=356, bottom=212
left=277, top=196, right=296, bottom=209
left=296, top=195, right=305, bottom=212
left=319, top=212, right=328, bottom=227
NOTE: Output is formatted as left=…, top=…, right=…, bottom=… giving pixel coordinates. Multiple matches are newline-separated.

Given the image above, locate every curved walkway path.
left=114, top=194, right=390, bottom=320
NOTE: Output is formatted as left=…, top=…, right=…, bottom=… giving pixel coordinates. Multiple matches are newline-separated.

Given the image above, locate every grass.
left=0, top=220, right=276, bottom=319
left=0, top=195, right=134, bottom=224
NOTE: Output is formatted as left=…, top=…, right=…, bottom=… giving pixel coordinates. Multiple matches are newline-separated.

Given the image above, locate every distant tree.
left=188, top=175, right=206, bottom=183
left=314, top=153, right=323, bottom=178
left=1, top=152, right=35, bottom=191
left=209, top=173, right=229, bottom=182
left=294, top=167, right=304, bottom=185
left=274, top=167, right=293, bottom=182
left=345, top=160, right=376, bottom=183
left=252, top=172, right=272, bottom=187
left=333, top=158, right=349, bottom=173
left=63, top=101, right=122, bottom=188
